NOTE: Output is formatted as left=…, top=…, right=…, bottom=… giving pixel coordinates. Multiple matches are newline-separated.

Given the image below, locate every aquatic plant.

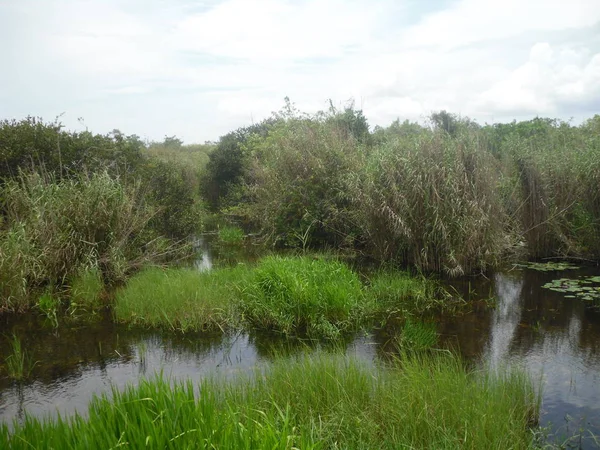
left=366, top=270, right=460, bottom=317
left=3, top=334, right=36, bottom=381
left=114, top=266, right=250, bottom=332
left=514, top=261, right=580, bottom=272
left=0, top=351, right=539, bottom=449
left=240, top=255, right=366, bottom=339
left=217, top=225, right=245, bottom=245
left=395, top=320, right=438, bottom=352
left=69, top=267, right=104, bottom=311
left=37, top=292, right=60, bottom=328
left=542, top=276, right=600, bottom=303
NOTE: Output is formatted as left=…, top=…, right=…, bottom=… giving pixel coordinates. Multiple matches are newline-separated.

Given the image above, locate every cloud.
left=1, top=0, right=599, bottom=142
left=474, top=43, right=600, bottom=117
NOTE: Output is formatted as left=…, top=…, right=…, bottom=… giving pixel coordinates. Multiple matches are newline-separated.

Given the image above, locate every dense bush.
left=0, top=118, right=202, bottom=239
left=0, top=172, right=165, bottom=311
left=243, top=116, right=364, bottom=248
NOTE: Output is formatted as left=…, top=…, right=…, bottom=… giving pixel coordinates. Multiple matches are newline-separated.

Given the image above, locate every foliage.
left=366, top=271, right=458, bottom=316
left=0, top=351, right=539, bottom=449
left=394, top=320, right=438, bottom=352
left=202, top=119, right=276, bottom=209
left=542, top=276, right=600, bottom=303
left=0, top=118, right=202, bottom=240
left=240, top=255, right=366, bottom=339
left=243, top=114, right=364, bottom=249
left=3, top=334, right=36, bottom=381
left=69, top=267, right=104, bottom=310
left=352, top=129, right=507, bottom=275
left=114, top=266, right=251, bottom=332
left=0, top=172, right=166, bottom=311
left=217, top=225, right=245, bottom=245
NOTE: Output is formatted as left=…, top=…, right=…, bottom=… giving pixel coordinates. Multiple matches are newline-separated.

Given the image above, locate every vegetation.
left=240, top=256, right=366, bottom=339
left=3, top=334, right=36, bottom=381
left=202, top=108, right=600, bottom=275
left=217, top=225, right=245, bottom=245
left=366, top=270, right=460, bottom=317
left=114, top=266, right=251, bottom=333
left=0, top=351, right=539, bottom=449
left=0, top=172, right=165, bottom=311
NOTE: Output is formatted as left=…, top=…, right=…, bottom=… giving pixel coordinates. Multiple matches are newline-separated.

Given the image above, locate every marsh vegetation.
left=1, top=106, right=599, bottom=447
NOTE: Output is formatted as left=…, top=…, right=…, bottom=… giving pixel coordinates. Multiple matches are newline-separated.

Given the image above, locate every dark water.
left=1, top=265, right=600, bottom=448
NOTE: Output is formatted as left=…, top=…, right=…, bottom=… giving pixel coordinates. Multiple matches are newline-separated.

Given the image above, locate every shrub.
left=0, top=172, right=162, bottom=310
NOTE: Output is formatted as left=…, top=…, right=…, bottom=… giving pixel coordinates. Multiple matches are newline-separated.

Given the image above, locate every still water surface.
left=1, top=262, right=599, bottom=448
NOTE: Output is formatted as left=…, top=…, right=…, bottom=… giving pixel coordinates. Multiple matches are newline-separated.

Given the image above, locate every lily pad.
left=541, top=274, right=600, bottom=305
left=515, top=262, right=580, bottom=272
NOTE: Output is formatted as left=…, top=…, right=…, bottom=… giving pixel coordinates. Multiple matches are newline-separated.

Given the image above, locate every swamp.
left=1, top=110, right=600, bottom=448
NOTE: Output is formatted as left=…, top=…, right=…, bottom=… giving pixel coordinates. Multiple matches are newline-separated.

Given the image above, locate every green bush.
left=240, top=255, right=366, bottom=339
left=0, top=172, right=162, bottom=311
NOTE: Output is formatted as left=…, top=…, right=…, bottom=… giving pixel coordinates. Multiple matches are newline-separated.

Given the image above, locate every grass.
left=113, top=256, right=454, bottom=338
left=69, top=267, right=104, bottom=310
left=240, top=255, right=366, bottom=339
left=114, top=266, right=251, bottom=332
left=366, top=270, right=457, bottom=316
left=0, top=351, right=539, bottom=449
left=3, top=334, right=36, bottom=381
left=217, top=225, right=245, bottom=245
left=395, top=319, right=439, bottom=352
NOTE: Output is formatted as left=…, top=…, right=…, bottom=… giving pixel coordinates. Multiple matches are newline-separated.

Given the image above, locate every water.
left=1, top=265, right=599, bottom=448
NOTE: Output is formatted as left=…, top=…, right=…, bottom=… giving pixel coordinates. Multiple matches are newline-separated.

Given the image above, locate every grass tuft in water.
left=367, top=270, right=461, bottom=317
left=395, top=319, right=438, bottom=352
left=217, top=225, right=245, bottom=245
left=114, top=266, right=250, bottom=332
left=3, top=334, right=36, bottom=381
left=241, top=255, right=366, bottom=339
left=0, top=351, right=539, bottom=449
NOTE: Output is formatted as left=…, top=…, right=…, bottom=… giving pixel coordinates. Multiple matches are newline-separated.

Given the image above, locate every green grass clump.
left=241, top=255, right=366, bottom=339
left=70, top=268, right=104, bottom=310
left=3, top=334, right=36, bottom=381
left=114, top=266, right=250, bottom=332
left=217, top=225, right=245, bottom=245
left=395, top=319, right=438, bottom=352
left=0, top=351, right=539, bottom=449
left=367, top=271, right=460, bottom=317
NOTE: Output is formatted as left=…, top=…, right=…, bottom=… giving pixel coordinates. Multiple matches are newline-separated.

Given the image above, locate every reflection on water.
left=486, top=273, right=524, bottom=369
left=1, top=267, right=600, bottom=447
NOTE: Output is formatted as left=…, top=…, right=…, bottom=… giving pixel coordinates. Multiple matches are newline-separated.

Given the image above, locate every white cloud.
left=1, top=0, right=599, bottom=142
left=474, top=43, right=600, bottom=116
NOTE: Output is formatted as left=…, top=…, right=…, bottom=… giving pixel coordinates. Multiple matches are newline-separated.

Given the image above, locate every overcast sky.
left=1, top=0, right=599, bottom=143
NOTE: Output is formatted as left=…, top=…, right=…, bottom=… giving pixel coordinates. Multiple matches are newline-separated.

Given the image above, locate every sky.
left=1, top=0, right=599, bottom=143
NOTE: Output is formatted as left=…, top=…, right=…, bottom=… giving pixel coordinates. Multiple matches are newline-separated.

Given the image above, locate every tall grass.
left=0, top=171, right=167, bottom=311
left=3, top=334, right=36, bottom=381
left=114, top=266, right=251, bottom=332
left=366, top=270, right=460, bottom=317
left=353, top=130, right=507, bottom=275
left=0, top=351, right=539, bottom=449
left=240, top=255, right=366, bottom=339
left=69, top=267, right=104, bottom=310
